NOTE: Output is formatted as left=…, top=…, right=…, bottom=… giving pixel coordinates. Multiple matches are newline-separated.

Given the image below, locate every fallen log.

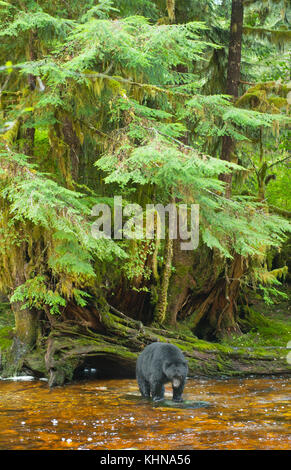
left=22, top=302, right=291, bottom=387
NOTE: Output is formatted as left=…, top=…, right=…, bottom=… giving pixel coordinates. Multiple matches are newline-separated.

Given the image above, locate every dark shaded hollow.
left=73, top=354, right=136, bottom=381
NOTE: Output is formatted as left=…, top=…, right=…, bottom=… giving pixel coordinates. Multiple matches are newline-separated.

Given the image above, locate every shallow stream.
left=0, top=375, right=290, bottom=450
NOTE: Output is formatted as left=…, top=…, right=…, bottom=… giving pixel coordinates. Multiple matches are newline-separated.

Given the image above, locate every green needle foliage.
left=0, top=0, right=290, bottom=331
left=0, top=147, right=126, bottom=313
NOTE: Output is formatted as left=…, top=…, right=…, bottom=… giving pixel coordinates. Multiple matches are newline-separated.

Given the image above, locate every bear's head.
left=163, top=360, right=188, bottom=388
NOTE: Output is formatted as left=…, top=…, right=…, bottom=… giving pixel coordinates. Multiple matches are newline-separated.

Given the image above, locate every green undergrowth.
left=237, top=309, right=290, bottom=348
left=221, top=285, right=291, bottom=350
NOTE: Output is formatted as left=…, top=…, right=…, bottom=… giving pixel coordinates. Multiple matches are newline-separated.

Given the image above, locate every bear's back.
left=140, top=342, right=185, bottom=363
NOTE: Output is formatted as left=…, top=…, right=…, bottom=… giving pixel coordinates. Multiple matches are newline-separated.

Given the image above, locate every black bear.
left=136, top=342, right=188, bottom=402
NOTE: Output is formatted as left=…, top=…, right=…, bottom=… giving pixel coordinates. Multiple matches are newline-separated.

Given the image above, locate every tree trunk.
left=165, top=237, right=196, bottom=326
left=12, top=304, right=38, bottom=348
left=10, top=268, right=39, bottom=364
left=191, top=254, right=246, bottom=339
left=220, top=0, right=244, bottom=198
left=23, top=30, right=37, bottom=156
left=165, top=246, right=247, bottom=341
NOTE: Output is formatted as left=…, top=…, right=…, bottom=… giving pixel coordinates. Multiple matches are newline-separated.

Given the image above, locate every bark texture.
left=220, top=0, right=244, bottom=198
left=190, top=254, right=247, bottom=339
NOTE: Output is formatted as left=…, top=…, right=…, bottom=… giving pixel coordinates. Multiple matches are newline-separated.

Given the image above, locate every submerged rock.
left=152, top=399, right=211, bottom=409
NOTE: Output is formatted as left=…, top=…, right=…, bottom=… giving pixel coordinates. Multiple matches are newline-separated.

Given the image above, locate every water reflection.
left=0, top=376, right=290, bottom=450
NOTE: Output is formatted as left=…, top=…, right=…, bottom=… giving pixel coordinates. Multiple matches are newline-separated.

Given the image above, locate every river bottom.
left=0, top=375, right=290, bottom=450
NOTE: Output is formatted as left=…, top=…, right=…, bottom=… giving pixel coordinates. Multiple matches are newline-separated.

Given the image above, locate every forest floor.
left=220, top=283, right=291, bottom=350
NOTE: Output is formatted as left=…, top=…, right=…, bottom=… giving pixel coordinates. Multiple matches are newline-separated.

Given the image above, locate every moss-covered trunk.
left=12, top=304, right=38, bottom=349
left=165, top=237, right=196, bottom=326
left=165, top=241, right=229, bottom=334
left=190, top=254, right=247, bottom=339
left=154, top=233, right=173, bottom=324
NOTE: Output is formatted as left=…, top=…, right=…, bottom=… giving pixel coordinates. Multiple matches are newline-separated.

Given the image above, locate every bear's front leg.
left=151, top=381, right=165, bottom=402
left=172, top=381, right=185, bottom=402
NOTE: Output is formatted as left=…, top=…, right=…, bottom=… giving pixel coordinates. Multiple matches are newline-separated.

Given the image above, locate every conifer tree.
left=0, top=0, right=290, bottom=375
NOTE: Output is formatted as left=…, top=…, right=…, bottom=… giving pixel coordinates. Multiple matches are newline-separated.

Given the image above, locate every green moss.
left=172, top=322, right=196, bottom=338
left=0, top=303, right=14, bottom=358
left=0, top=302, right=14, bottom=324
left=223, top=306, right=291, bottom=349
left=268, top=96, right=287, bottom=109
left=25, top=348, right=47, bottom=376
left=0, top=326, right=13, bottom=351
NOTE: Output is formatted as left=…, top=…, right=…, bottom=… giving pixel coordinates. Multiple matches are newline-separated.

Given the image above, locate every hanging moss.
left=154, top=234, right=173, bottom=324
left=243, top=26, right=291, bottom=44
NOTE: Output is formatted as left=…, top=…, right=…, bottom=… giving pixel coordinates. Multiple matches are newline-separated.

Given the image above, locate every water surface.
left=0, top=376, right=290, bottom=450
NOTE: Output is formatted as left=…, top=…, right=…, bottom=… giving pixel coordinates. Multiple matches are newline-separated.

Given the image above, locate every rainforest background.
left=0, top=0, right=290, bottom=386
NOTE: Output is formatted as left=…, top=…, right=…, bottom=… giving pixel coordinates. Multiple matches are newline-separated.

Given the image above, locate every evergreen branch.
left=0, top=62, right=46, bottom=72
left=267, top=155, right=291, bottom=170
left=0, top=63, right=193, bottom=98
left=81, top=71, right=192, bottom=98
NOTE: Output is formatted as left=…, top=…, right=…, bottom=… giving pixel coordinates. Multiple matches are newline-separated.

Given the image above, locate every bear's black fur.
left=136, top=342, right=188, bottom=402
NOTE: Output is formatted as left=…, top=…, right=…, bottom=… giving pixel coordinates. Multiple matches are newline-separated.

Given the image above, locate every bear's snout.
left=172, top=377, right=181, bottom=388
